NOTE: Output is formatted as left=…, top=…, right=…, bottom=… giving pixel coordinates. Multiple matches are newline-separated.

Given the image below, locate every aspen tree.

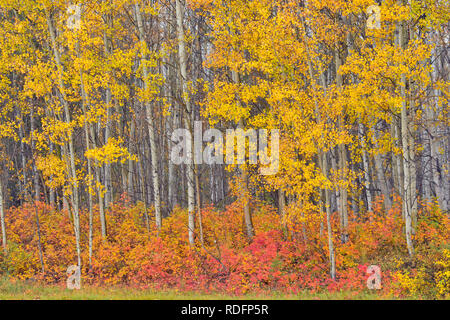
left=176, top=0, right=195, bottom=245
left=135, top=1, right=162, bottom=231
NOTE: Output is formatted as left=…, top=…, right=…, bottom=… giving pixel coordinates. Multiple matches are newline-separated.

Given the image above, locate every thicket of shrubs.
left=0, top=196, right=448, bottom=298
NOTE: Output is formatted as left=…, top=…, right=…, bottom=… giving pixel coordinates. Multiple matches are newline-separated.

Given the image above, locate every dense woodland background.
left=0, top=0, right=448, bottom=298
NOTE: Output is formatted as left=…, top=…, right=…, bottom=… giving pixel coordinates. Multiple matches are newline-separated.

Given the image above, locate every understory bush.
left=0, top=197, right=448, bottom=298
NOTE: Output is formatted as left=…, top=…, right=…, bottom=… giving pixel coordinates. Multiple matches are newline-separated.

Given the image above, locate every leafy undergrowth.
left=0, top=196, right=448, bottom=299
left=0, top=278, right=401, bottom=300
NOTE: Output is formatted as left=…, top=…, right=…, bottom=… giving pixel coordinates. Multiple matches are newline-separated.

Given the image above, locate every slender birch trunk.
left=335, top=44, right=348, bottom=243
left=323, top=153, right=336, bottom=280
left=128, top=117, right=136, bottom=200
left=231, top=70, right=254, bottom=240
left=45, top=10, right=81, bottom=266
left=103, top=30, right=113, bottom=208
left=0, top=181, right=7, bottom=255
left=78, top=47, right=94, bottom=265
left=176, top=0, right=195, bottom=245
left=19, top=117, right=28, bottom=203
left=398, top=4, right=414, bottom=256
left=135, top=3, right=162, bottom=231
left=301, top=16, right=336, bottom=278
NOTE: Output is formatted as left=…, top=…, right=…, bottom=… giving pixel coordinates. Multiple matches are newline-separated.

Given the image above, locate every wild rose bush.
left=0, top=197, right=448, bottom=298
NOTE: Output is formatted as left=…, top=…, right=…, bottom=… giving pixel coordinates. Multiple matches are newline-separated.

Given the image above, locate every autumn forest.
left=0, top=0, right=448, bottom=299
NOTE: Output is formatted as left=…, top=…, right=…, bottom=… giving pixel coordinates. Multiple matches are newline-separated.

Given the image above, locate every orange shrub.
left=0, top=196, right=448, bottom=298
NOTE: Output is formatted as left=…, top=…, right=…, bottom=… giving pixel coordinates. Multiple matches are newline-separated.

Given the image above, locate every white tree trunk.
left=46, top=10, right=81, bottom=266
left=0, top=181, right=7, bottom=255
left=399, top=10, right=414, bottom=256
left=176, top=0, right=195, bottom=245
left=135, top=3, right=162, bottom=231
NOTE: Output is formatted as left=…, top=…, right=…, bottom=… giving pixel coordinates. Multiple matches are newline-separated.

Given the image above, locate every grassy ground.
left=0, top=278, right=397, bottom=300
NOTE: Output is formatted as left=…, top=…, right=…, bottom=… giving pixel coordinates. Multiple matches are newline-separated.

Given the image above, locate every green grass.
left=0, top=277, right=398, bottom=300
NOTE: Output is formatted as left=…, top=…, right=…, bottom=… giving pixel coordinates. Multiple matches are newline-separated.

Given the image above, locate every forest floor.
left=0, top=278, right=407, bottom=300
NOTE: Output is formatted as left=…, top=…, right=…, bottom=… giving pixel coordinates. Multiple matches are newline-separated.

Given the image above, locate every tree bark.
left=176, top=0, right=195, bottom=245
left=0, top=181, right=7, bottom=255
left=45, top=10, right=81, bottom=266
left=399, top=6, right=414, bottom=256
left=136, top=3, right=162, bottom=231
